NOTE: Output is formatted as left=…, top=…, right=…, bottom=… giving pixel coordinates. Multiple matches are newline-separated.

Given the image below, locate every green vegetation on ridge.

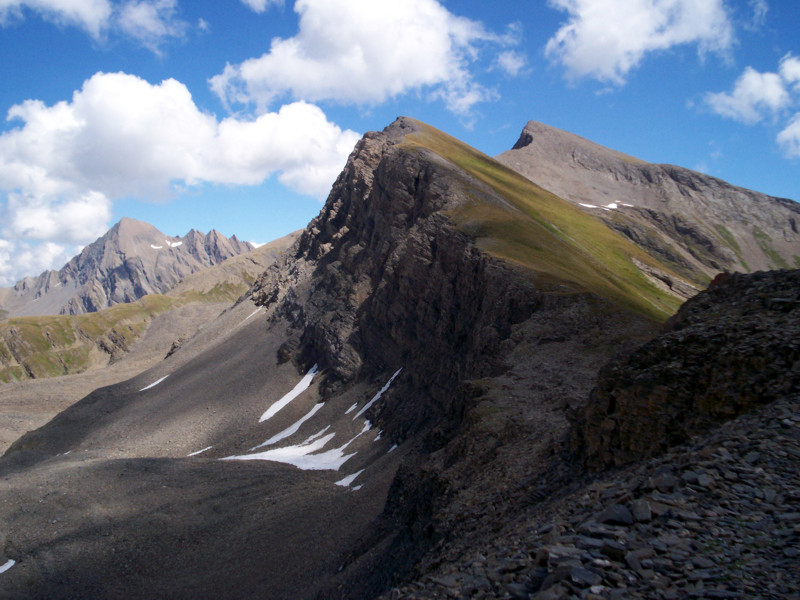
left=404, top=122, right=688, bottom=321
left=0, top=280, right=251, bottom=384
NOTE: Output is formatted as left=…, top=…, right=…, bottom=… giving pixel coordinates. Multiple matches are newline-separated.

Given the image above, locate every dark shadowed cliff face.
left=255, top=119, right=536, bottom=395
left=575, top=269, right=800, bottom=469
left=497, top=121, right=800, bottom=286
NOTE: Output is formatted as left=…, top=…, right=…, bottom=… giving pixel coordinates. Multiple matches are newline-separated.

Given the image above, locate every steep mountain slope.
left=0, top=117, right=672, bottom=599
left=0, top=232, right=298, bottom=383
left=576, top=268, right=800, bottom=469
left=388, top=268, right=800, bottom=600
left=497, top=121, right=800, bottom=285
left=1, top=118, right=795, bottom=600
left=0, top=217, right=254, bottom=317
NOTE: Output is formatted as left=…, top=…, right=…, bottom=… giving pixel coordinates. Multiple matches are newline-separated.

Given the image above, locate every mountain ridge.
left=0, top=217, right=254, bottom=318
left=497, top=120, right=800, bottom=285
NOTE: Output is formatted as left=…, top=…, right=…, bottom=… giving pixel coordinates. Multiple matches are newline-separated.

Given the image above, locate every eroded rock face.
left=576, top=269, right=800, bottom=469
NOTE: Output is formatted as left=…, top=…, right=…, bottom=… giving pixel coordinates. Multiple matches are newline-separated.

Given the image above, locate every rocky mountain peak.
left=0, top=219, right=254, bottom=317
left=498, top=121, right=800, bottom=285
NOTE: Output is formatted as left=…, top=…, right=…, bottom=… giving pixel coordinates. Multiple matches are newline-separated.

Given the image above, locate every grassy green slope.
left=404, top=122, right=688, bottom=322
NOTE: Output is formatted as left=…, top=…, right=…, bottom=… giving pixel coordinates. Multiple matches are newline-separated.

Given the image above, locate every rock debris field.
left=386, top=394, right=800, bottom=600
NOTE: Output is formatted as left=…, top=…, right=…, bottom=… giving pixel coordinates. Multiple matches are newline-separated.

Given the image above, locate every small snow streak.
left=252, top=403, right=325, bottom=450
left=345, top=402, right=357, bottom=415
left=0, top=559, right=15, bottom=574
left=354, top=368, right=402, bottom=420
left=139, top=375, right=169, bottom=392
left=188, top=446, right=213, bottom=457
left=302, top=426, right=330, bottom=444
left=260, top=364, right=319, bottom=422
left=335, top=469, right=364, bottom=487
left=150, top=244, right=163, bottom=249
left=244, top=306, right=264, bottom=322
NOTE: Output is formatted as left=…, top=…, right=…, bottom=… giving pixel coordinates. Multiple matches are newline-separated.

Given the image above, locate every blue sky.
left=0, top=0, right=798, bottom=286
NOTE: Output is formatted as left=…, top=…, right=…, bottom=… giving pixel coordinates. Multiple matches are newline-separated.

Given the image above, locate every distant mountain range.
left=0, top=218, right=254, bottom=318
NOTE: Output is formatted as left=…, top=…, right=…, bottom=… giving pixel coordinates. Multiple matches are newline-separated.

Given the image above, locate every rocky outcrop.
left=0, top=218, right=254, bottom=317
left=497, top=121, right=800, bottom=285
left=575, top=269, right=800, bottom=469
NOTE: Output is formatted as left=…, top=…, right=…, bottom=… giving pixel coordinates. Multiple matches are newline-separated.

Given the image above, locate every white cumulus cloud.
left=545, top=0, right=734, bottom=84
left=239, top=0, right=283, bottom=12
left=705, top=67, right=790, bottom=124
left=0, top=0, right=112, bottom=37
left=778, top=114, right=800, bottom=157
left=117, top=0, right=186, bottom=53
left=0, top=0, right=188, bottom=51
left=210, top=0, right=513, bottom=116
left=706, top=54, right=800, bottom=160
left=495, top=51, right=527, bottom=77
left=0, top=71, right=360, bottom=285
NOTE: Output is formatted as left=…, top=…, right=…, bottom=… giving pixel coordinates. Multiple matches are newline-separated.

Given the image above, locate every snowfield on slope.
left=260, top=364, right=319, bottom=422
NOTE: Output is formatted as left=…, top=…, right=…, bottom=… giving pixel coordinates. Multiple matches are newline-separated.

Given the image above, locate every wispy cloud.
left=0, top=0, right=190, bottom=52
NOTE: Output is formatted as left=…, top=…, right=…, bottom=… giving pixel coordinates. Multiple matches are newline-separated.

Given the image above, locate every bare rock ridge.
left=0, top=217, right=254, bottom=317
left=575, top=268, right=800, bottom=469
left=497, top=121, right=800, bottom=285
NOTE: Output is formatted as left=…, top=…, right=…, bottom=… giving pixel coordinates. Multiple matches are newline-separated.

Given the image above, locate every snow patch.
left=227, top=411, right=375, bottom=472
left=302, top=426, right=330, bottom=444
left=244, top=306, right=264, bottom=322
left=166, top=240, right=183, bottom=248
left=260, top=364, right=319, bottom=423
left=345, top=402, right=357, bottom=415
left=0, top=559, right=15, bottom=574
left=252, top=403, right=324, bottom=450
left=388, top=444, right=398, bottom=453
left=351, top=484, right=363, bottom=491
left=579, top=203, right=599, bottom=209
left=224, top=432, right=356, bottom=471
left=621, top=203, right=634, bottom=207
left=150, top=244, right=163, bottom=249
left=605, top=202, right=618, bottom=209
left=139, top=375, right=169, bottom=392
left=188, top=446, right=212, bottom=457
left=335, top=469, right=364, bottom=487
left=354, top=368, right=402, bottom=419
